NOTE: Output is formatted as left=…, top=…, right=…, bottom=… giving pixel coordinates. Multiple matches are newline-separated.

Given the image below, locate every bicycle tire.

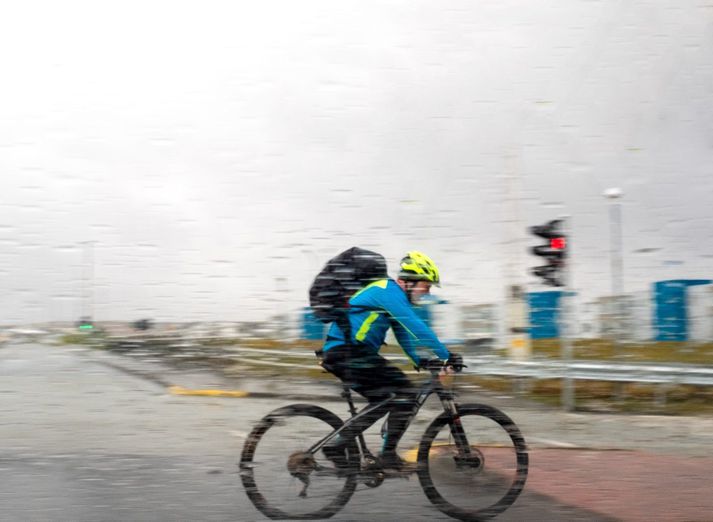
left=240, top=404, right=358, bottom=520
left=417, top=404, right=528, bottom=521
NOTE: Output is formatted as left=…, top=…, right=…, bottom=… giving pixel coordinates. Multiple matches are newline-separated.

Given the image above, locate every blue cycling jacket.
left=322, top=278, right=450, bottom=366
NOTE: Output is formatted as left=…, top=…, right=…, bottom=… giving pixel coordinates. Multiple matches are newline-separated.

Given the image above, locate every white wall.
left=689, top=284, right=713, bottom=342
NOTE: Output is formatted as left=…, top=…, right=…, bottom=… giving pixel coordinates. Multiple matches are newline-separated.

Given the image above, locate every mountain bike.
left=240, top=362, right=528, bottom=521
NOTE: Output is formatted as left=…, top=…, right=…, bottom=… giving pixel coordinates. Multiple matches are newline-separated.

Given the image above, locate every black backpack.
left=309, top=247, right=388, bottom=339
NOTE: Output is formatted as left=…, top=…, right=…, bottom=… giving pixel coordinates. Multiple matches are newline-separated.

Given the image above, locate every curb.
left=89, top=351, right=343, bottom=402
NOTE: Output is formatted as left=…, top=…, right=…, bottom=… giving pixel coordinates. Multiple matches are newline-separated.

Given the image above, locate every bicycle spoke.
left=418, top=405, right=528, bottom=520
left=241, top=406, right=357, bottom=519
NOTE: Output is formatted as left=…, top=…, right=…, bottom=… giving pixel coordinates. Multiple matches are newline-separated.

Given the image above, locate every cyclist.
left=318, top=250, right=462, bottom=471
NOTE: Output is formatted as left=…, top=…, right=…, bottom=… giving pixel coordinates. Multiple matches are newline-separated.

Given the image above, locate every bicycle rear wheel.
left=417, top=404, right=528, bottom=521
left=240, top=404, right=358, bottom=520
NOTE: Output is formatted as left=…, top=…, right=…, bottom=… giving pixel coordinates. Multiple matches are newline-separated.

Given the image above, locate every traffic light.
left=529, top=219, right=567, bottom=287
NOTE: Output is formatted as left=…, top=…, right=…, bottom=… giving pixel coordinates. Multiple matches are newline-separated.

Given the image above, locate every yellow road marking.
left=403, top=448, right=418, bottom=463
left=402, top=442, right=453, bottom=463
left=169, top=385, right=250, bottom=398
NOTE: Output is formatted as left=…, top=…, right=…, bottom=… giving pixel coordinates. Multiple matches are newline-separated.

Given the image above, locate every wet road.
left=1, top=342, right=711, bottom=521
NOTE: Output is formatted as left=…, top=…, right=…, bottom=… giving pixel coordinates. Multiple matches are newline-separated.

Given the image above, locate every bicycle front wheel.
left=240, top=404, right=357, bottom=520
left=417, top=404, right=528, bottom=521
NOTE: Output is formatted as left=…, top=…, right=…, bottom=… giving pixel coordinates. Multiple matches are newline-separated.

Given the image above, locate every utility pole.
left=79, top=241, right=95, bottom=329
left=604, top=188, right=624, bottom=344
left=502, top=152, right=531, bottom=361
left=82, top=241, right=93, bottom=319
left=275, top=276, right=289, bottom=339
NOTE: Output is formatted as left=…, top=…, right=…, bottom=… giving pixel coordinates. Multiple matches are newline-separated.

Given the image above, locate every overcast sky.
left=1, top=0, right=712, bottom=324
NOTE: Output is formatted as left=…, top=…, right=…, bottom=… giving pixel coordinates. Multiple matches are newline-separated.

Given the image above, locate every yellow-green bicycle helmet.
left=398, top=251, right=440, bottom=286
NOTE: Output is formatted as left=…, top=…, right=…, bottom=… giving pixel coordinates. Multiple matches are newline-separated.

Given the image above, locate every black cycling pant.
left=319, top=344, right=418, bottom=454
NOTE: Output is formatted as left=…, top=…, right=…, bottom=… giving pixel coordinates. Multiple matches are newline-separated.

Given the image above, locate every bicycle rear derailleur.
left=287, top=451, right=317, bottom=498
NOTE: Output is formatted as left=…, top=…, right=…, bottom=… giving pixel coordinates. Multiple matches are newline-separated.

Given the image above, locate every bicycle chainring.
left=361, top=456, right=385, bottom=488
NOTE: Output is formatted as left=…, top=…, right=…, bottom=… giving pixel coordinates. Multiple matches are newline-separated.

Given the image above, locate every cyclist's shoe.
left=377, top=451, right=416, bottom=473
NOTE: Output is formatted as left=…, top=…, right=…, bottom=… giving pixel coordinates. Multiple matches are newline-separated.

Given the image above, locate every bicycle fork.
left=441, top=398, right=482, bottom=470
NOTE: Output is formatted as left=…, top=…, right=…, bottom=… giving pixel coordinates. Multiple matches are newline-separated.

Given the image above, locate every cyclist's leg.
left=366, top=366, right=418, bottom=463
left=331, top=348, right=419, bottom=463
left=319, top=346, right=392, bottom=468
left=322, top=403, right=389, bottom=469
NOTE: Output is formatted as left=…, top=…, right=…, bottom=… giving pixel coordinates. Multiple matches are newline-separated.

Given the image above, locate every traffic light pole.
left=527, top=215, right=574, bottom=410
left=559, top=216, right=575, bottom=411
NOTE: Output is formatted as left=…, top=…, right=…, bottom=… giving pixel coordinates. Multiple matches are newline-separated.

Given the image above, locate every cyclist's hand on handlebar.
left=446, top=352, right=465, bottom=373
left=418, top=354, right=465, bottom=374
left=417, top=358, right=444, bottom=373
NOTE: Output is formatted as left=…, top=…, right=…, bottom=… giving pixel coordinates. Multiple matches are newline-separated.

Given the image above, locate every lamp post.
left=603, top=188, right=624, bottom=342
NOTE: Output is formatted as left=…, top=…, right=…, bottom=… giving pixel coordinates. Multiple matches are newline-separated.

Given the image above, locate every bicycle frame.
left=241, top=366, right=528, bottom=520
left=306, top=369, right=471, bottom=465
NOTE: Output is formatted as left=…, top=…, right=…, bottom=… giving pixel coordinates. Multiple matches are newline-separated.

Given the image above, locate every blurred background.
left=1, top=1, right=712, bottom=520
left=2, top=0, right=711, bottom=332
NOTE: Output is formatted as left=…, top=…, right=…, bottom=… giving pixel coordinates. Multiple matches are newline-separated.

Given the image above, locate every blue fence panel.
left=527, top=291, right=563, bottom=339
left=301, top=307, right=327, bottom=340
left=654, top=279, right=712, bottom=341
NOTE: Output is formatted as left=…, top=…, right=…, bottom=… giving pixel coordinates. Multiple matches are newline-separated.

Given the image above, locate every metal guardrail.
left=102, top=336, right=713, bottom=387
left=460, top=355, right=713, bottom=387
left=220, top=347, right=713, bottom=387
left=252, top=350, right=713, bottom=387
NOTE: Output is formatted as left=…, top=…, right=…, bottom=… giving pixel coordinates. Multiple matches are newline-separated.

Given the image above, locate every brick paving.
left=527, top=448, right=713, bottom=521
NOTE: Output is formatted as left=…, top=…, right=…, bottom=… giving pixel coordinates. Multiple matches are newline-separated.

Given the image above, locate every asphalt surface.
left=2, top=341, right=713, bottom=521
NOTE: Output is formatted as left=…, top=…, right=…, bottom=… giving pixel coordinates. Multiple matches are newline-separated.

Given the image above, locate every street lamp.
left=603, top=188, right=624, bottom=342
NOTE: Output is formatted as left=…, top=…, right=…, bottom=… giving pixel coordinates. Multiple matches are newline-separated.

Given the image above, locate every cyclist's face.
left=410, top=281, right=432, bottom=303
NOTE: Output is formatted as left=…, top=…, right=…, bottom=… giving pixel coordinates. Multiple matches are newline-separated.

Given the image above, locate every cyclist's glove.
left=446, top=352, right=465, bottom=373
left=417, top=358, right=445, bottom=372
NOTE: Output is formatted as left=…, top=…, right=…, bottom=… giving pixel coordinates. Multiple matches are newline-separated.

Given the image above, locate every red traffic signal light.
left=529, top=219, right=567, bottom=286
left=550, top=237, right=566, bottom=250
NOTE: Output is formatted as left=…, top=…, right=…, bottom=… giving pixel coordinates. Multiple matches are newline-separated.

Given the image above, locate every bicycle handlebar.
left=418, top=353, right=466, bottom=374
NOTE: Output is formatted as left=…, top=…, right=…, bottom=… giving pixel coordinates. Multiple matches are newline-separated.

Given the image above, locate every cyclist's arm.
left=379, top=291, right=450, bottom=365
left=389, top=319, right=424, bottom=366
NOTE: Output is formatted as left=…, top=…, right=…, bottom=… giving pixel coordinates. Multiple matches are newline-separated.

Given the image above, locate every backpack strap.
left=335, top=311, right=353, bottom=346
left=333, top=304, right=372, bottom=346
